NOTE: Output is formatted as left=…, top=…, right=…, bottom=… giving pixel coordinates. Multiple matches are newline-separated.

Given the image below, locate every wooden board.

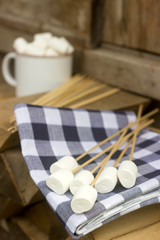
left=102, top=0, right=160, bottom=55
left=0, top=194, right=22, bottom=219
left=67, top=204, right=160, bottom=240
left=76, top=46, right=160, bottom=100
left=0, top=0, right=104, bottom=51
left=9, top=216, right=48, bottom=240
left=0, top=147, right=43, bottom=206
left=24, top=201, right=68, bottom=239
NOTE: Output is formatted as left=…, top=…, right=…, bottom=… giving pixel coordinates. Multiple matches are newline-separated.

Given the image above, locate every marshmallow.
left=13, top=37, right=28, bottom=54
left=118, top=160, right=138, bottom=188
left=50, top=156, right=78, bottom=174
left=49, top=37, right=69, bottom=54
left=95, top=167, right=118, bottom=193
left=24, top=43, right=44, bottom=56
left=70, top=170, right=94, bottom=195
left=71, top=185, right=97, bottom=214
left=45, top=47, right=59, bottom=57
left=46, top=169, right=74, bottom=194
left=34, top=32, right=52, bottom=41
left=33, top=38, right=48, bottom=49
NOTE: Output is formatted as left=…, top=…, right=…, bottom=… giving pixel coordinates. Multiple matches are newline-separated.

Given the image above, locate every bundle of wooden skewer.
left=46, top=105, right=159, bottom=214
left=9, top=75, right=120, bottom=133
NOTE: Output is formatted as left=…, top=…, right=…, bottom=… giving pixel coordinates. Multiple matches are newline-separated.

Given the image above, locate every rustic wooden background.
left=0, top=0, right=160, bottom=99
left=0, top=1, right=160, bottom=240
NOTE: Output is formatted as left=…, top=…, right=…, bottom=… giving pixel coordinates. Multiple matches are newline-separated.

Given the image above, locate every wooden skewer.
left=33, top=74, right=84, bottom=105
left=90, top=118, right=154, bottom=186
left=113, top=137, right=133, bottom=167
left=69, top=88, right=120, bottom=108
left=129, top=104, right=143, bottom=161
left=75, top=108, right=158, bottom=163
left=57, top=84, right=105, bottom=107
left=90, top=123, right=130, bottom=186
left=73, top=123, right=132, bottom=174
left=48, top=80, right=100, bottom=107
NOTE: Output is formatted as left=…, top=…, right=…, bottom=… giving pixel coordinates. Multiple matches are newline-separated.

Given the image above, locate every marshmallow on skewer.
left=94, top=167, right=118, bottom=193
left=70, top=170, right=94, bottom=195
left=117, top=160, right=138, bottom=188
left=46, top=168, right=74, bottom=194
left=50, top=156, right=78, bottom=174
left=71, top=185, right=97, bottom=214
left=13, top=37, right=28, bottom=54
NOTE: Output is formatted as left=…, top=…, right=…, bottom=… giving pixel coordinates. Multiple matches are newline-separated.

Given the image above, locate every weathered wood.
left=9, top=216, right=48, bottom=240
left=24, top=201, right=68, bottom=239
left=0, top=194, right=22, bottom=219
left=92, top=204, right=160, bottom=240
left=76, top=46, right=160, bottom=100
left=102, top=0, right=160, bottom=54
left=0, top=92, right=42, bottom=152
left=0, top=147, right=43, bottom=205
left=0, top=0, right=104, bottom=51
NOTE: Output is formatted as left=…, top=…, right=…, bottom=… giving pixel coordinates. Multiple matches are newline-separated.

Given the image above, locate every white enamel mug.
left=2, top=52, right=73, bottom=97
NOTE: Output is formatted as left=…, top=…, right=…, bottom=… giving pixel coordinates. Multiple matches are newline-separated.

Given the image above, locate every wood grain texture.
left=102, top=0, right=160, bottom=54
left=0, top=0, right=104, bottom=50
left=0, top=148, right=43, bottom=205
left=77, top=46, right=160, bottom=100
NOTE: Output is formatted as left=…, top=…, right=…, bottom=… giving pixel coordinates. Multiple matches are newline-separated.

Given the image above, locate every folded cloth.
left=14, top=103, right=160, bottom=239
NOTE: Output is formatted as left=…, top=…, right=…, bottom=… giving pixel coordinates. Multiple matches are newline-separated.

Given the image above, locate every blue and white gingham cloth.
left=14, top=103, right=160, bottom=239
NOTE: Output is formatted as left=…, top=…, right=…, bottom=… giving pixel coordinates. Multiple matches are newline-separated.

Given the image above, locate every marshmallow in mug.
left=13, top=32, right=74, bottom=57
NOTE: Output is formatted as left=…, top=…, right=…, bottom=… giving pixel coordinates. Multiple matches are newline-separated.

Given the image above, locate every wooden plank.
left=0, top=0, right=104, bottom=50
left=0, top=93, right=42, bottom=152
left=9, top=216, right=48, bottom=240
left=76, top=46, right=160, bottom=100
left=91, top=204, right=160, bottom=240
left=24, top=201, right=68, bottom=239
left=102, top=0, right=160, bottom=54
left=0, top=194, right=22, bottom=219
left=0, top=148, right=43, bottom=206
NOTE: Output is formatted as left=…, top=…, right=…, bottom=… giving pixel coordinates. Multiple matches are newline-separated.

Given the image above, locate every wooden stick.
left=69, top=88, right=120, bottom=108
left=113, top=137, right=133, bottom=167
left=57, top=85, right=105, bottom=107
left=129, top=104, right=143, bottom=161
left=90, top=118, right=154, bottom=185
left=33, top=75, right=86, bottom=105
left=75, top=108, right=158, bottom=163
left=90, top=123, right=130, bottom=186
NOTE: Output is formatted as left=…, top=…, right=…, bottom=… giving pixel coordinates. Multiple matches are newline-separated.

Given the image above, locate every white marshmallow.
left=46, top=169, right=74, bottom=194
left=24, top=43, right=44, bottom=56
left=49, top=37, right=69, bottom=54
left=70, top=170, right=94, bottom=195
left=34, top=32, right=52, bottom=41
left=13, top=37, right=28, bottom=54
left=95, top=167, right=118, bottom=193
left=118, top=160, right=138, bottom=188
left=33, top=38, right=48, bottom=49
left=45, top=47, right=59, bottom=57
left=71, top=185, right=97, bottom=214
left=50, top=156, right=78, bottom=174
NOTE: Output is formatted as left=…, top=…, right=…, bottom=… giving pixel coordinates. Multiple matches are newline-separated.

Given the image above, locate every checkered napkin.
left=14, top=103, right=160, bottom=239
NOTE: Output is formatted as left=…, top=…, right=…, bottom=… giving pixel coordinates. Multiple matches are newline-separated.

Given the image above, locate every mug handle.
left=2, top=52, right=17, bottom=87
